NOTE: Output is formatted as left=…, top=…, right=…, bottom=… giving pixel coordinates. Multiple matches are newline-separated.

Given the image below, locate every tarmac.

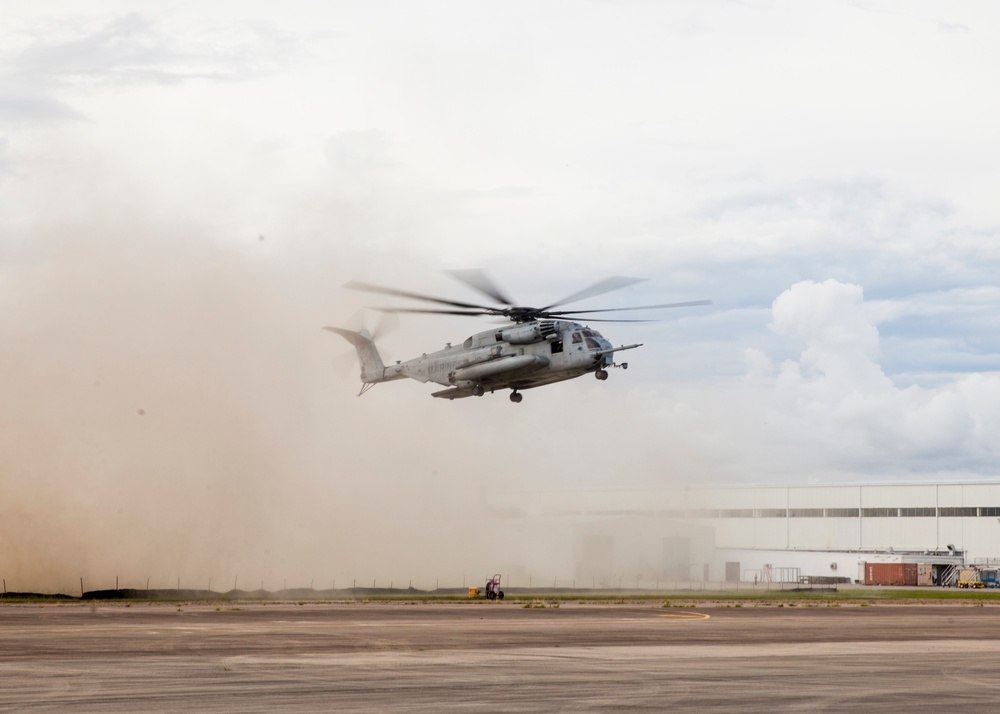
left=4, top=600, right=1000, bottom=711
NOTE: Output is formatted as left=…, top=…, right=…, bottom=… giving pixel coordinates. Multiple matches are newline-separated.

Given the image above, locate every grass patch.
left=10, top=587, right=1000, bottom=608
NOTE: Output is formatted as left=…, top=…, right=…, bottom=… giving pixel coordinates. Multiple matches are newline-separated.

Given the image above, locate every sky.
left=2, top=0, right=999, bottom=592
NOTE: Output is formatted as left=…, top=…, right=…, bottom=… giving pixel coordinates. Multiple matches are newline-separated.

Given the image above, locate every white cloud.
left=770, top=280, right=888, bottom=392
left=0, top=98, right=84, bottom=123
left=676, top=279, right=1000, bottom=481
left=7, top=13, right=294, bottom=87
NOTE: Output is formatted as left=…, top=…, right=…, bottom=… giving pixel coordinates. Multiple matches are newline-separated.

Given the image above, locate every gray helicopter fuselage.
left=379, top=319, right=627, bottom=399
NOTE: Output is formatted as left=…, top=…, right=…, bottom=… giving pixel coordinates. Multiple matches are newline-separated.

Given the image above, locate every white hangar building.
left=493, top=480, right=1000, bottom=586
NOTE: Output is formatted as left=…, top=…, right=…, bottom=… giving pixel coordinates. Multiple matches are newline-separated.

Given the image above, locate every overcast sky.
left=2, top=1, right=999, bottom=591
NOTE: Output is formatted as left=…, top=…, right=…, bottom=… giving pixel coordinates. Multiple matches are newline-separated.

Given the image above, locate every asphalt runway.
left=4, top=601, right=1000, bottom=712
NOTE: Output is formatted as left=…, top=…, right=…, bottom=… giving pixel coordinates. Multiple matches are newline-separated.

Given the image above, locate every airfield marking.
left=656, top=611, right=711, bottom=621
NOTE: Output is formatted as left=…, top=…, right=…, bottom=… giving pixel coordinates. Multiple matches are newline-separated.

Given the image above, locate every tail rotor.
left=325, top=311, right=401, bottom=395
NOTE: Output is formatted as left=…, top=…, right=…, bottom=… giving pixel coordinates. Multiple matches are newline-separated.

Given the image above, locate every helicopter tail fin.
left=324, top=326, right=391, bottom=390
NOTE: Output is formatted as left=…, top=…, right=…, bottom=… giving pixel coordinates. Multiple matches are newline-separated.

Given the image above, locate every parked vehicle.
left=957, top=568, right=984, bottom=588
left=979, top=569, right=1000, bottom=588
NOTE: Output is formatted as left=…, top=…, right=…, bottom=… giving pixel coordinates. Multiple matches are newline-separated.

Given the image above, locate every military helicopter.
left=327, top=270, right=710, bottom=403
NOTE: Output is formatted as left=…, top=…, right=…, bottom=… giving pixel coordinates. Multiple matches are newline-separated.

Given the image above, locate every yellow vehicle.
left=957, top=568, right=984, bottom=588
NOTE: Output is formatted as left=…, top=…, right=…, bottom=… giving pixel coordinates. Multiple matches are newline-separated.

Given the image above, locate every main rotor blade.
left=541, top=276, right=647, bottom=311
left=549, top=299, right=713, bottom=316
left=344, top=281, right=493, bottom=312
left=558, top=317, right=653, bottom=323
left=369, top=306, right=500, bottom=317
left=446, top=269, right=516, bottom=306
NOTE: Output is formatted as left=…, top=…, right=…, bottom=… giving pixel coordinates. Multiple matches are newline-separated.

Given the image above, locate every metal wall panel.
left=862, top=518, right=937, bottom=550
left=751, top=487, right=790, bottom=510
left=937, top=484, right=965, bottom=508
left=786, top=485, right=857, bottom=509
left=715, top=520, right=755, bottom=548
left=788, top=519, right=839, bottom=550
left=752, top=519, right=788, bottom=549
left=861, top=484, right=936, bottom=508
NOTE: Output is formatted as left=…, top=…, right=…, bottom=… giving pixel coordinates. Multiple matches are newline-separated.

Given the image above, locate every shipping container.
left=917, top=563, right=934, bottom=587
left=864, top=562, right=918, bottom=586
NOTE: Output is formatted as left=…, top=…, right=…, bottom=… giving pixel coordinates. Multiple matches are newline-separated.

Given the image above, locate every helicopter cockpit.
left=571, top=328, right=609, bottom=351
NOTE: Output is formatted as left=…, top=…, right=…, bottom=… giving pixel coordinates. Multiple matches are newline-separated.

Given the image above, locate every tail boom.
left=324, top=326, right=404, bottom=393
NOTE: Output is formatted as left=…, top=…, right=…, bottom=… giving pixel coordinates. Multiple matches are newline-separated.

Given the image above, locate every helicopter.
left=326, top=270, right=710, bottom=403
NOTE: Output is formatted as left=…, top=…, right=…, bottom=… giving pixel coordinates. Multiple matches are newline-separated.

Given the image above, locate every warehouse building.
left=494, top=480, right=1000, bottom=586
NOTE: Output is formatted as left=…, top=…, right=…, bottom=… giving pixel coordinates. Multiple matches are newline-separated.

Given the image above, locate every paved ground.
left=4, top=600, right=1000, bottom=711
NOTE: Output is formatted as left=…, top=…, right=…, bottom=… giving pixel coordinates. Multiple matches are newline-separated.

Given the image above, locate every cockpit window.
left=464, top=337, right=473, bottom=349
left=571, top=332, right=582, bottom=344
left=585, top=337, right=601, bottom=350
left=582, top=330, right=594, bottom=338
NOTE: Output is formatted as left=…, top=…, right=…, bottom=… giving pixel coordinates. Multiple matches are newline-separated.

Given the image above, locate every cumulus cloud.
left=770, top=279, right=889, bottom=393
left=678, top=279, right=1000, bottom=481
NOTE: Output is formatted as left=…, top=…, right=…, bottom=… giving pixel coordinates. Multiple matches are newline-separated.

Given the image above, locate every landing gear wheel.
left=498, top=591, right=504, bottom=599
left=472, top=385, right=485, bottom=396
left=510, top=391, right=523, bottom=403
left=595, top=369, right=609, bottom=381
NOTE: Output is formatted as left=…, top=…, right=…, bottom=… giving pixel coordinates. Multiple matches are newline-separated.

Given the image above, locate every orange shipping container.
left=864, top=562, right=918, bottom=586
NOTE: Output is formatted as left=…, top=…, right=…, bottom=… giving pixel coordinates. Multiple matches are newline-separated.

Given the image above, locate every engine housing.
left=497, top=320, right=560, bottom=345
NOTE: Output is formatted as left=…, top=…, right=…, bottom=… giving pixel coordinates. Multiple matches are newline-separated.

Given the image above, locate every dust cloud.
left=1, top=214, right=698, bottom=597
